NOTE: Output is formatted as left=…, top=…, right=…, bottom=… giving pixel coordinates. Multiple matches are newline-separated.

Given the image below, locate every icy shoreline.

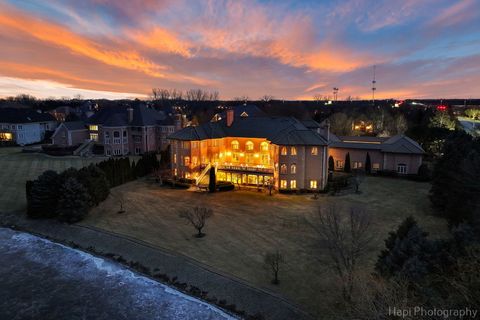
left=0, top=227, right=237, bottom=320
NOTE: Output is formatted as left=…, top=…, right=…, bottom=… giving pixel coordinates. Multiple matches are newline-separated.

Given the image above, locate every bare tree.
left=179, top=206, right=213, bottom=238
left=232, top=95, right=249, bottom=103
left=264, top=250, right=285, bottom=284
left=260, top=94, right=274, bottom=102
left=313, top=94, right=323, bottom=103
left=306, top=205, right=374, bottom=302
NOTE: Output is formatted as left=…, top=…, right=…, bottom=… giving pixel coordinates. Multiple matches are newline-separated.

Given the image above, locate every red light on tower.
left=436, top=105, right=447, bottom=112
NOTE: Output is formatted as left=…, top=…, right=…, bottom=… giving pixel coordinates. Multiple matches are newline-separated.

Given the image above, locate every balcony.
left=217, top=164, right=273, bottom=174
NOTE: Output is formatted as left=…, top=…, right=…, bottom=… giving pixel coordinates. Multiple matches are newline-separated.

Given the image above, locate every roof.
left=86, top=104, right=171, bottom=127
left=169, top=116, right=328, bottom=146
left=0, top=108, right=56, bottom=124
left=329, top=134, right=424, bottom=154
left=63, top=121, right=87, bottom=131
left=215, top=104, right=266, bottom=120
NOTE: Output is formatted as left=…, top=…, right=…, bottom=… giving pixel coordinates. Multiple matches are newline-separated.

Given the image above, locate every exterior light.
left=254, top=153, right=259, bottom=158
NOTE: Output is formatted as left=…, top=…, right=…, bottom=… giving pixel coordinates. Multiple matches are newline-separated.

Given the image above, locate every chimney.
left=226, top=109, right=234, bottom=127
left=127, top=107, right=134, bottom=123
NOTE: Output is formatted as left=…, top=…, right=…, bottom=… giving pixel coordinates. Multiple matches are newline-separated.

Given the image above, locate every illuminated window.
left=397, top=164, right=407, bottom=174
left=231, top=140, right=239, bottom=150
left=336, top=160, right=344, bottom=168
left=372, top=163, right=380, bottom=170
left=192, top=156, right=198, bottom=166
left=261, top=154, right=269, bottom=165
left=261, top=142, right=269, bottom=152
left=280, top=164, right=287, bottom=174
left=291, top=147, right=297, bottom=155
left=290, top=180, right=296, bottom=189
left=290, top=164, right=296, bottom=174
left=89, top=125, right=98, bottom=131
left=353, top=161, right=362, bottom=169
left=192, top=141, right=199, bottom=148
left=232, top=153, right=239, bottom=162
left=311, top=147, right=318, bottom=155
left=185, top=172, right=191, bottom=179
left=310, top=180, right=317, bottom=189
left=90, top=133, right=98, bottom=141
left=174, top=168, right=177, bottom=176
left=184, top=156, right=190, bottom=166
left=246, top=141, right=254, bottom=151
left=173, top=154, right=177, bottom=163
left=280, top=180, right=287, bottom=189
left=0, top=132, right=12, bottom=141
left=281, top=147, right=287, bottom=155
left=183, top=141, right=190, bottom=149
left=246, top=154, right=253, bottom=163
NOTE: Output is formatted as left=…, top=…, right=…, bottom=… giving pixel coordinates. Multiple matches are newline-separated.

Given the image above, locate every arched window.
left=231, top=140, right=239, bottom=150
left=280, top=164, right=287, bottom=174
left=291, top=147, right=297, bottom=155
left=281, top=147, right=287, bottom=155
left=260, top=142, right=269, bottom=152
left=246, top=141, right=254, bottom=151
left=290, top=164, right=296, bottom=174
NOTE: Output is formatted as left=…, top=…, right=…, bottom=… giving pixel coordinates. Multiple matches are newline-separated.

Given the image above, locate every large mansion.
left=168, top=106, right=424, bottom=191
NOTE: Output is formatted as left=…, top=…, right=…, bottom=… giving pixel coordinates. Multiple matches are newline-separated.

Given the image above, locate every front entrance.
left=216, top=171, right=272, bottom=186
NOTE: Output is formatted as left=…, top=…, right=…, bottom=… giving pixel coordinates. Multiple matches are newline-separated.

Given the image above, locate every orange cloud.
left=0, top=5, right=166, bottom=78
left=127, top=27, right=193, bottom=57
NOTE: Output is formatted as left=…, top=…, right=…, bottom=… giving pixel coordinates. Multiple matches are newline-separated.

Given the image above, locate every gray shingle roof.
left=86, top=104, right=170, bottom=127
left=0, top=108, right=56, bottom=124
left=328, top=134, right=424, bottom=154
left=63, top=121, right=87, bottom=131
left=169, top=116, right=328, bottom=146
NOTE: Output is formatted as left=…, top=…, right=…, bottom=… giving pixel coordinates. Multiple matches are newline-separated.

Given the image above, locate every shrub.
left=27, top=170, right=62, bottom=218
left=416, top=164, right=431, bottom=181
left=57, top=177, right=91, bottom=223
left=77, top=164, right=110, bottom=206
left=344, top=153, right=351, bottom=173
left=216, top=181, right=234, bottom=192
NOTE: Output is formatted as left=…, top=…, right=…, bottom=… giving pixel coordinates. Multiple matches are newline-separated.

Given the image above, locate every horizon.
left=0, top=0, right=479, bottom=100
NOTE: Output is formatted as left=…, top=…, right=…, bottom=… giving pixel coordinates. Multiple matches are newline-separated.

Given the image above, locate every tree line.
left=26, top=152, right=160, bottom=222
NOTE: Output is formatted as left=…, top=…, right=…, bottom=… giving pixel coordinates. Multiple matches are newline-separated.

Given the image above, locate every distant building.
left=0, top=108, right=57, bottom=145
left=52, top=104, right=179, bottom=156
left=168, top=105, right=424, bottom=191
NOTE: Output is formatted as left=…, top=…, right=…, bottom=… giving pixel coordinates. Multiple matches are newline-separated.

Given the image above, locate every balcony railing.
left=217, top=164, right=273, bottom=173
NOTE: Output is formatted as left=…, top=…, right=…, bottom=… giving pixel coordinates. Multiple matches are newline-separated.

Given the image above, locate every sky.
left=0, top=0, right=479, bottom=100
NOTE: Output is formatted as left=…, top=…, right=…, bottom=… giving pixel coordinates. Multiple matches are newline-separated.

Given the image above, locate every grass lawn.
left=82, top=177, right=447, bottom=318
left=0, top=147, right=105, bottom=213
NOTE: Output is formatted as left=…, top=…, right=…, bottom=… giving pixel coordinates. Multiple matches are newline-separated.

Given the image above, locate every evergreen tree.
left=78, top=164, right=110, bottom=206
left=375, top=217, right=431, bottom=280
left=57, top=177, right=91, bottom=223
left=365, top=152, right=371, bottom=174
left=344, top=152, right=351, bottom=173
left=208, top=167, right=216, bottom=193
left=28, top=170, right=61, bottom=218
left=328, top=156, right=334, bottom=171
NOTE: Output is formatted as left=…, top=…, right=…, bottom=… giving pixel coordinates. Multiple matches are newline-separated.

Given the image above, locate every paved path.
left=0, top=212, right=313, bottom=320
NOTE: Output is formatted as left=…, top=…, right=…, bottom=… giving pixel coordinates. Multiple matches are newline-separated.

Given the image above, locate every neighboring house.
left=84, top=104, right=176, bottom=156
left=50, top=102, right=96, bottom=122
left=0, top=108, right=57, bottom=145
left=328, top=135, right=424, bottom=174
left=168, top=105, right=425, bottom=191
left=51, top=121, right=89, bottom=146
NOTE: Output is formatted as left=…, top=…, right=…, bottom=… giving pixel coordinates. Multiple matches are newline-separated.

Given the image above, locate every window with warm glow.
left=89, top=125, right=98, bottom=131
left=353, top=161, right=362, bottom=169
left=280, top=164, right=287, bottom=174
left=281, top=147, right=287, bottom=155
left=246, top=141, right=254, bottom=151
left=290, top=164, right=296, bottom=174
left=310, top=180, right=317, bottom=189
left=261, top=154, right=269, bottom=165
left=280, top=180, right=287, bottom=188
left=184, top=156, right=190, bottom=166
left=174, top=168, right=177, bottom=176
left=336, top=160, right=344, bottom=168
left=290, top=180, right=296, bottom=189
left=192, top=156, right=198, bottom=166
left=291, top=147, right=297, bottom=155
left=232, top=153, right=239, bottom=162
left=173, top=154, right=177, bottom=163
left=231, top=140, right=239, bottom=150
left=260, top=142, right=269, bottom=152
left=90, top=133, right=98, bottom=141
left=311, top=147, right=318, bottom=155
left=372, top=163, right=380, bottom=170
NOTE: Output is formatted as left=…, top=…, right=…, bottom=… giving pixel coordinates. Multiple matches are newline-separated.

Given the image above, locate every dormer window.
left=240, top=111, right=248, bottom=117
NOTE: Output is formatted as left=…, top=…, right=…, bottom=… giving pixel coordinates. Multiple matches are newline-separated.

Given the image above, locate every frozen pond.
left=0, top=228, right=236, bottom=320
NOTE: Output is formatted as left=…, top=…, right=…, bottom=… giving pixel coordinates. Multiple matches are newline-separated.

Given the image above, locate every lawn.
left=82, top=177, right=447, bottom=318
left=0, top=147, right=105, bottom=213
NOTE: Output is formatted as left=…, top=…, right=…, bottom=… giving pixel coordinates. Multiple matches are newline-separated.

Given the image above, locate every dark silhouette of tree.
left=344, top=153, right=351, bottom=173
left=208, top=167, right=216, bottom=193
left=27, top=170, right=61, bottom=218
left=264, top=250, right=285, bottom=285
left=57, top=177, right=91, bottom=223
left=328, top=156, right=335, bottom=171
left=179, top=206, right=213, bottom=238
left=365, top=152, right=371, bottom=174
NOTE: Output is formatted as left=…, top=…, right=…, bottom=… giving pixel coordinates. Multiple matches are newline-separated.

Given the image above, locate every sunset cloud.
left=0, top=0, right=479, bottom=99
